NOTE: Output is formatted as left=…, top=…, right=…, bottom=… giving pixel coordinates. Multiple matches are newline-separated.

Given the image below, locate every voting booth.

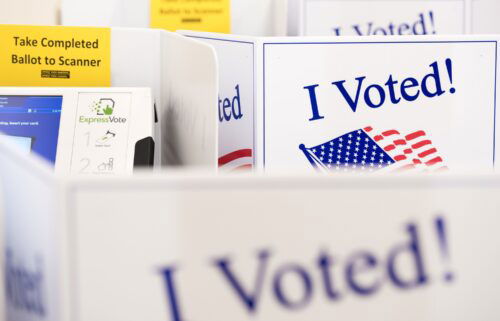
left=1, top=138, right=500, bottom=321
left=0, top=87, right=155, bottom=175
left=0, top=25, right=218, bottom=168
left=181, top=32, right=500, bottom=173
left=288, top=0, right=500, bottom=36
left=61, top=0, right=288, bottom=36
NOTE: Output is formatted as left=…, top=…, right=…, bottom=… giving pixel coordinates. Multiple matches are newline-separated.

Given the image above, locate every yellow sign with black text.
left=0, top=26, right=111, bottom=87
left=150, top=0, right=230, bottom=33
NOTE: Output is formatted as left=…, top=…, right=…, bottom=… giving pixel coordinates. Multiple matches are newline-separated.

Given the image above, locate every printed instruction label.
left=150, top=0, right=230, bottom=33
left=0, top=26, right=111, bottom=86
left=71, top=92, right=132, bottom=175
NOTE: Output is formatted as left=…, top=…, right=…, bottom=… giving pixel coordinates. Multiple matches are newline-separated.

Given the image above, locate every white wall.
left=0, top=0, right=59, bottom=24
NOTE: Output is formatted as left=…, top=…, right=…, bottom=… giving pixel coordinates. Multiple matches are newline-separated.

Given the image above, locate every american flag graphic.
left=219, top=149, right=253, bottom=171
left=299, top=126, right=447, bottom=173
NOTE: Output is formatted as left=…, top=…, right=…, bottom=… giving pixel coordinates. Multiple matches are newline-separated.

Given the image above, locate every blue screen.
left=0, top=96, right=63, bottom=164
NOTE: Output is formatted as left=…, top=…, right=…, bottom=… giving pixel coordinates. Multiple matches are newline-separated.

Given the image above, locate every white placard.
left=2, top=139, right=500, bottom=320
left=300, top=0, right=467, bottom=36
left=263, top=40, right=497, bottom=172
left=180, top=32, right=500, bottom=173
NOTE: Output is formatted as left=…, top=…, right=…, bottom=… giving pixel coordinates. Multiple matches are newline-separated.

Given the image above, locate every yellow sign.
left=0, top=26, right=111, bottom=87
left=150, top=0, right=230, bottom=33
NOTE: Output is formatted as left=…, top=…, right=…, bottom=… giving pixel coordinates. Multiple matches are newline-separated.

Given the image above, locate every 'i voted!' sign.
left=263, top=39, right=498, bottom=172
left=180, top=32, right=499, bottom=172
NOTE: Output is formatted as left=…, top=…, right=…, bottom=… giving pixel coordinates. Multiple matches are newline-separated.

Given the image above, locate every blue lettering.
left=364, top=84, right=385, bottom=108
left=159, top=266, right=187, bottom=321
left=213, top=249, right=270, bottom=313
left=387, top=223, right=429, bottom=288
left=401, top=77, right=420, bottom=101
left=317, top=252, right=341, bottom=300
left=6, top=250, right=45, bottom=317
left=304, top=84, right=324, bottom=121
left=346, top=251, right=381, bottom=295
left=273, top=264, right=313, bottom=309
left=345, top=11, right=436, bottom=37
left=331, top=77, right=366, bottom=112
left=305, top=59, right=454, bottom=118
left=219, top=84, right=244, bottom=122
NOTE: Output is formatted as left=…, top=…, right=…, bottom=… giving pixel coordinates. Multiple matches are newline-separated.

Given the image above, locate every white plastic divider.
left=1, top=138, right=500, bottom=321
left=110, top=29, right=218, bottom=167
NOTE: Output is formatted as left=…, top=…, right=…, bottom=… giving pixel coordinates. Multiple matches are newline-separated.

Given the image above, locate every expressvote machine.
left=0, top=87, right=155, bottom=175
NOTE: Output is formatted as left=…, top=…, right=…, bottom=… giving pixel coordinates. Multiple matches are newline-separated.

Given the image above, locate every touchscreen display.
left=0, top=96, right=62, bottom=164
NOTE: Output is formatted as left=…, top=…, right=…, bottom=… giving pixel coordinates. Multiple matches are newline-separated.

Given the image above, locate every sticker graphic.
left=300, top=126, right=447, bottom=172
left=218, top=148, right=253, bottom=171
left=91, top=98, right=115, bottom=116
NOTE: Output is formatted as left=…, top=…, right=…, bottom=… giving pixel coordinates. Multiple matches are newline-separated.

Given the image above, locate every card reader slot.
left=134, top=137, right=155, bottom=168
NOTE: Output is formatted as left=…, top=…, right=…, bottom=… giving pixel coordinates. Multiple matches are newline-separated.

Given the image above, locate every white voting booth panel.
left=181, top=32, right=500, bottom=173
left=289, top=0, right=500, bottom=36
left=60, top=0, right=287, bottom=36
left=109, top=28, right=218, bottom=167
left=1, top=139, right=500, bottom=321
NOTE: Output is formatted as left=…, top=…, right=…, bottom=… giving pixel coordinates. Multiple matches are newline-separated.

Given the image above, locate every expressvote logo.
left=79, top=98, right=127, bottom=125
left=158, top=216, right=455, bottom=321
left=300, top=58, right=455, bottom=172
